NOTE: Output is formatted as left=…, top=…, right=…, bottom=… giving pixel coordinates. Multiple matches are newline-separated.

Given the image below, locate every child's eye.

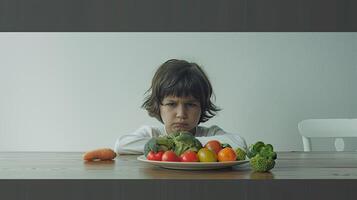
left=186, top=103, right=197, bottom=107
left=165, top=103, right=176, bottom=106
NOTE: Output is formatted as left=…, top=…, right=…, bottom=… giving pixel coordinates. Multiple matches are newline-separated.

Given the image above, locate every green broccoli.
left=144, top=132, right=203, bottom=157
left=250, top=154, right=275, bottom=172
left=172, top=132, right=203, bottom=156
left=259, top=146, right=277, bottom=160
left=248, top=141, right=277, bottom=172
left=265, top=144, right=274, bottom=151
left=247, top=141, right=265, bottom=159
left=235, top=148, right=247, bottom=161
left=144, top=136, right=174, bottom=156
left=252, top=141, right=265, bottom=152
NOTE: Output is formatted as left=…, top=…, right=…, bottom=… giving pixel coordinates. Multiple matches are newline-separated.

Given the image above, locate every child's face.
left=160, top=95, right=201, bottom=135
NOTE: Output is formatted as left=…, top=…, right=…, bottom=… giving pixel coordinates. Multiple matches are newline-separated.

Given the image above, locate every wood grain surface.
left=1, top=151, right=357, bottom=179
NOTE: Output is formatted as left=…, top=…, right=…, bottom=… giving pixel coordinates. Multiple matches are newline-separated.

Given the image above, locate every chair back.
left=298, top=119, right=357, bottom=151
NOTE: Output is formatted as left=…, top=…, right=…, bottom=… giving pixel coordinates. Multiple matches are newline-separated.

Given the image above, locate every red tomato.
left=162, top=151, right=180, bottom=162
left=204, top=140, right=222, bottom=155
left=217, top=147, right=237, bottom=162
left=180, top=150, right=199, bottom=162
left=146, top=151, right=164, bottom=161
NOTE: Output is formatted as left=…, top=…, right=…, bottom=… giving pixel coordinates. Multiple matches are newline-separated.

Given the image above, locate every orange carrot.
left=83, top=148, right=117, bottom=161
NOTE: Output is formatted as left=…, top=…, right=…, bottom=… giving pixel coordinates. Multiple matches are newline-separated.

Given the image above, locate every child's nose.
left=176, top=104, right=187, bottom=118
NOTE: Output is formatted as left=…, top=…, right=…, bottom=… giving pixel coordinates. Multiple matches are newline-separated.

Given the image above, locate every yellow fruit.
left=197, top=148, right=217, bottom=162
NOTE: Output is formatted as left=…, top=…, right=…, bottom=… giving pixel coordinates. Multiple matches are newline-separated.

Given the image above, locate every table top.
left=1, top=151, right=357, bottom=179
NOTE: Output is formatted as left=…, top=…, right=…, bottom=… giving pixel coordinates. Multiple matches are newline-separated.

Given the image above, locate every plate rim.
left=137, top=155, right=249, bottom=166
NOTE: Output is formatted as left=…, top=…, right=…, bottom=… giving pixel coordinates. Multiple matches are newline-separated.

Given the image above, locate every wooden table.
left=1, top=152, right=356, bottom=199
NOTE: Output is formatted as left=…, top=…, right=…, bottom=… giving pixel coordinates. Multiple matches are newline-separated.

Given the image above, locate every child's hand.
left=83, top=148, right=117, bottom=161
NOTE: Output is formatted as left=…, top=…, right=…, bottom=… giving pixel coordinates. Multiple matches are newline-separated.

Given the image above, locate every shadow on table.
left=249, top=171, right=275, bottom=179
left=83, top=160, right=116, bottom=170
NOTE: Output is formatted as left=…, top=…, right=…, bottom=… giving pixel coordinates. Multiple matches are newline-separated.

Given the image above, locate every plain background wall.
left=0, top=33, right=356, bottom=152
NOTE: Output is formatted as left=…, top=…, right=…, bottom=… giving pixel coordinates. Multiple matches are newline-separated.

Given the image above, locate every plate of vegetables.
left=137, top=132, right=249, bottom=170
left=137, top=155, right=248, bottom=170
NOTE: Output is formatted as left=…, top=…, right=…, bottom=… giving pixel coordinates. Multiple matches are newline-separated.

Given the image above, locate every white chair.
left=298, top=119, right=357, bottom=151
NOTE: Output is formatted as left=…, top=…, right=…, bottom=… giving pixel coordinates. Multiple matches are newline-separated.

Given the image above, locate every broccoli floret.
left=265, top=144, right=274, bottom=151
left=143, top=136, right=174, bottom=156
left=247, top=141, right=277, bottom=172
left=247, top=141, right=265, bottom=159
left=247, top=141, right=278, bottom=159
left=172, top=132, right=203, bottom=156
left=144, top=132, right=203, bottom=157
left=156, top=136, right=174, bottom=148
left=235, top=148, right=246, bottom=161
left=259, top=146, right=277, bottom=160
left=250, top=154, right=275, bottom=172
left=252, top=141, right=265, bottom=152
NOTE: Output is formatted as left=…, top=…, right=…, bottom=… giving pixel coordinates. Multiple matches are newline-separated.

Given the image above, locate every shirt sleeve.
left=196, top=126, right=248, bottom=151
left=114, top=126, right=155, bottom=155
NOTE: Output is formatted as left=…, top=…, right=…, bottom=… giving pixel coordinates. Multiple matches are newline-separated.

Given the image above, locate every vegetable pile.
left=144, top=132, right=202, bottom=157
left=144, top=132, right=246, bottom=163
left=144, top=133, right=277, bottom=172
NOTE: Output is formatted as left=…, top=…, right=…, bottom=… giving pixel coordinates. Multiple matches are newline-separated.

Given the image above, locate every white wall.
left=0, top=33, right=356, bottom=152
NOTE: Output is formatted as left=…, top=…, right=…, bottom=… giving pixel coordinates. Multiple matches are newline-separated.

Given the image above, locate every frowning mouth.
left=172, top=123, right=188, bottom=128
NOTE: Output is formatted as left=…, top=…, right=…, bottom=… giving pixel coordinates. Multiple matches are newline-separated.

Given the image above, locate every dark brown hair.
left=142, top=59, right=221, bottom=123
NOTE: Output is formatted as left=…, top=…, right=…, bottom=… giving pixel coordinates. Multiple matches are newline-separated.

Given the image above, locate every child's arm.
left=114, top=126, right=154, bottom=155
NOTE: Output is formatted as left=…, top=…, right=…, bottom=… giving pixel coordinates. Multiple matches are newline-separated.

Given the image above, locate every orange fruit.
left=217, top=147, right=237, bottom=162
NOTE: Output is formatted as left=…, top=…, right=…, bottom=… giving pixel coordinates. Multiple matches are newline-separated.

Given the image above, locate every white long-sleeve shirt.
left=114, top=125, right=247, bottom=155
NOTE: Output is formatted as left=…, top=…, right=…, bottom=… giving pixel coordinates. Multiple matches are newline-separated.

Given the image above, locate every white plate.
left=137, top=155, right=249, bottom=170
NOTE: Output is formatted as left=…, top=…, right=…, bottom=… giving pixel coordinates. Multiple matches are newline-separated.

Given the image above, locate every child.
left=114, top=59, right=247, bottom=155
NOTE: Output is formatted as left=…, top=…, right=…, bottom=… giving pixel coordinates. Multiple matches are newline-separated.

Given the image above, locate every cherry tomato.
left=197, top=148, right=217, bottom=162
left=146, top=151, right=164, bottom=161
left=162, top=150, right=180, bottom=162
left=204, top=140, right=222, bottom=155
left=217, top=147, right=237, bottom=162
left=180, top=150, right=199, bottom=162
